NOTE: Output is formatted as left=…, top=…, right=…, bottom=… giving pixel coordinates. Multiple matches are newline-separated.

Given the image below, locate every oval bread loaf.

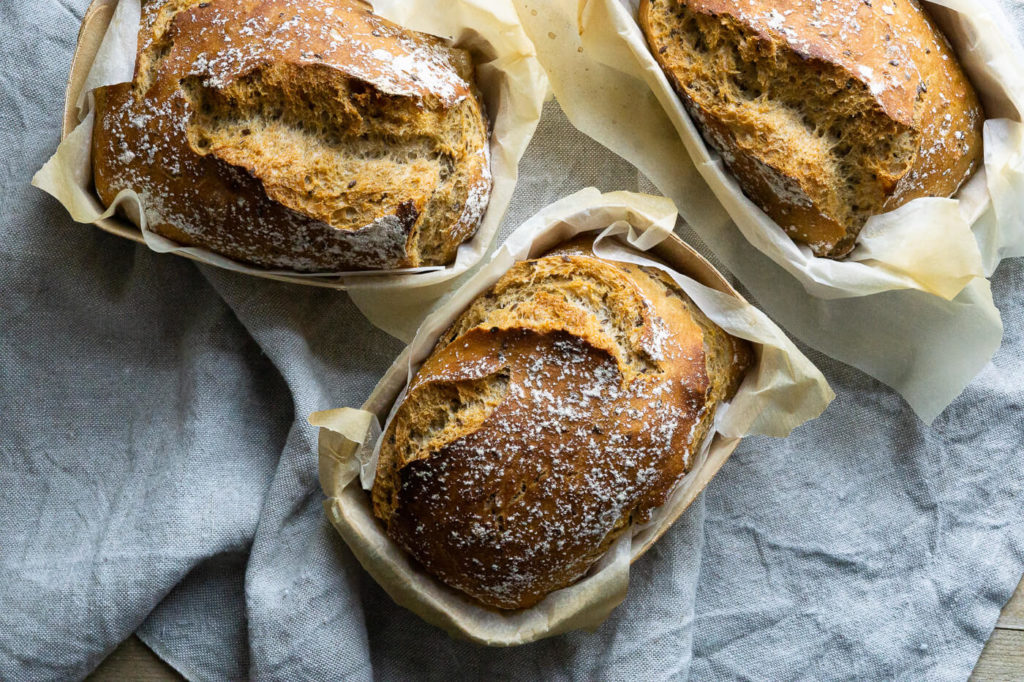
left=92, top=0, right=491, bottom=271
left=640, top=0, right=984, bottom=258
left=371, top=237, right=753, bottom=610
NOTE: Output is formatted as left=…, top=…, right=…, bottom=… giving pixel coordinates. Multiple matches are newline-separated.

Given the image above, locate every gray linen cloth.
left=2, top=1, right=1023, bottom=679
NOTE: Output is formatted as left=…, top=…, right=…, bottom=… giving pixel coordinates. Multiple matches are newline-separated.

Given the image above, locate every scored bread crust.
left=640, top=0, right=984, bottom=258
left=371, top=237, right=753, bottom=610
left=92, top=0, right=491, bottom=271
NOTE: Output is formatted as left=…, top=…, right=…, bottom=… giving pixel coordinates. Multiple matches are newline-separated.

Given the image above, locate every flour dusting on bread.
left=92, top=0, right=491, bottom=271
left=177, top=1, right=472, bottom=106
left=641, top=0, right=983, bottom=258
left=372, top=238, right=752, bottom=609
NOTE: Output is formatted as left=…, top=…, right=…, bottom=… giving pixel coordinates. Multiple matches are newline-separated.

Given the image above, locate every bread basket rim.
left=65, top=0, right=148, bottom=248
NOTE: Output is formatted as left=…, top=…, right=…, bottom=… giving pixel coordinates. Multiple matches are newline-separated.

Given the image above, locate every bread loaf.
left=640, top=0, right=984, bottom=258
left=371, top=237, right=752, bottom=609
left=92, top=0, right=491, bottom=271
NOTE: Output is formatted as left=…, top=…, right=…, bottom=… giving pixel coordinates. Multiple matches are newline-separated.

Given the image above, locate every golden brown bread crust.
left=640, top=0, right=984, bottom=258
left=371, top=237, right=753, bottom=609
left=92, top=0, right=491, bottom=271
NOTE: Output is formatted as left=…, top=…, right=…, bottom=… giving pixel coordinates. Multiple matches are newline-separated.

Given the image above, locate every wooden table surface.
left=973, top=576, right=1024, bottom=680
left=87, top=575, right=1024, bottom=680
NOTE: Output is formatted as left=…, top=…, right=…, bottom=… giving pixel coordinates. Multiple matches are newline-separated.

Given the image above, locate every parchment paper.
left=311, top=189, right=833, bottom=646
left=513, top=0, right=1020, bottom=421
left=31, top=0, right=548, bottom=317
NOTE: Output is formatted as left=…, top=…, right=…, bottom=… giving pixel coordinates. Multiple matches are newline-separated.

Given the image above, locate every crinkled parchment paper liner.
left=527, top=0, right=1024, bottom=298
left=310, top=189, right=833, bottom=646
left=514, top=0, right=1023, bottom=421
left=32, top=0, right=548, bottom=306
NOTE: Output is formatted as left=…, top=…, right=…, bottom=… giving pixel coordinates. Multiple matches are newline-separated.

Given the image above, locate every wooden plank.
left=86, top=636, right=182, bottom=682
left=971, top=628, right=1024, bottom=681
left=996, top=575, right=1024, bottom=631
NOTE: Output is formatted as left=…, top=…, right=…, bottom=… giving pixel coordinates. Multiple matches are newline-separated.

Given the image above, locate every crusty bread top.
left=641, top=0, right=984, bottom=257
left=372, top=237, right=752, bottom=609
left=92, top=0, right=491, bottom=271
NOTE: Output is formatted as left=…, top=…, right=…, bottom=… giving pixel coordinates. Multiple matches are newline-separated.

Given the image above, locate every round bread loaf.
left=371, top=237, right=753, bottom=610
left=92, top=0, right=491, bottom=271
left=640, top=0, right=984, bottom=258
